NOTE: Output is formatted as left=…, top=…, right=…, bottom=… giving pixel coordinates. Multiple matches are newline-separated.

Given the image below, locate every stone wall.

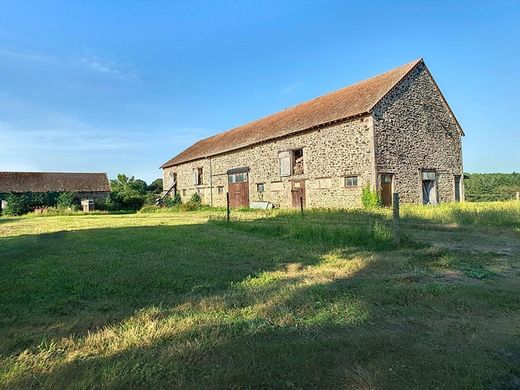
left=163, top=117, right=376, bottom=209
left=77, top=192, right=110, bottom=201
left=372, top=62, right=464, bottom=203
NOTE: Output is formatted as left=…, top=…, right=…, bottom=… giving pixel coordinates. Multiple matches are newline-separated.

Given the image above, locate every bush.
left=164, top=192, right=182, bottom=207
left=361, top=186, right=381, bottom=209
left=177, top=193, right=203, bottom=211
left=3, top=193, right=30, bottom=216
left=57, top=192, right=78, bottom=209
left=190, top=193, right=202, bottom=205
left=180, top=200, right=200, bottom=211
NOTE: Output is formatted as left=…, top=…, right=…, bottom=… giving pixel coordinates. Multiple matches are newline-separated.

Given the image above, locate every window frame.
left=228, top=172, right=248, bottom=183
left=278, top=148, right=304, bottom=177
left=344, top=175, right=359, bottom=188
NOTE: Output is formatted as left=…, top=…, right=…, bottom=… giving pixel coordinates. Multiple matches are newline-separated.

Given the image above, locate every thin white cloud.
left=0, top=46, right=139, bottom=81
left=281, top=82, right=303, bottom=95
left=0, top=47, right=55, bottom=63
left=0, top=95, right=209, bottom=181
left=78, top=55, right=139, bottom=80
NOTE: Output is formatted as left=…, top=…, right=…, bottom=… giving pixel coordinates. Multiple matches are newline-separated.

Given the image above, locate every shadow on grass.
left=1, top=212, right=519, bottom=388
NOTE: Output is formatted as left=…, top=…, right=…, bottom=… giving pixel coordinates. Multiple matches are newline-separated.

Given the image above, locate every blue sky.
left=0, top=1, right=518, bottom=183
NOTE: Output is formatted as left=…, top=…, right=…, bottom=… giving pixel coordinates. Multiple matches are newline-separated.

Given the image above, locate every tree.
left=3, top=193, right=30, bottom=215
left=110, top=174, right=146, bottom=210
left=147, top=178, right=163, bottom=194
left=133, top=179, right=148, bottom=195
left=57, top=192, right=78, bottom=209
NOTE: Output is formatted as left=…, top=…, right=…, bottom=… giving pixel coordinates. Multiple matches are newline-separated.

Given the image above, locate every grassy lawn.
left=0, top=203, right=519, bottom=389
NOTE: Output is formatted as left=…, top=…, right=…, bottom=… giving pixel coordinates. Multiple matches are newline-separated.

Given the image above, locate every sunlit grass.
left=0, top=204, right=519, bottom=388
left=400, top=200, right=520, bottom=227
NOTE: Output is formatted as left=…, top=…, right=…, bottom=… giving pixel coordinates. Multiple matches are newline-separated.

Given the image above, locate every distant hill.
left=464, top=173, right=520, bottom=202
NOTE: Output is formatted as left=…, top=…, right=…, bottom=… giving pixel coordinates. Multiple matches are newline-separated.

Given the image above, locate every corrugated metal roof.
left=161, top=59, right=423, bottom=168
left=0, top=172, right=111, bottom=193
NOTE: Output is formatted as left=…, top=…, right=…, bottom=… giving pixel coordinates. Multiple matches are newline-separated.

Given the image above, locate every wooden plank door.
left=381, top=174, right=393, bottom=207
left=229, top=182, right=249, bottom=208
left=291, top=180, right=306, bottom=208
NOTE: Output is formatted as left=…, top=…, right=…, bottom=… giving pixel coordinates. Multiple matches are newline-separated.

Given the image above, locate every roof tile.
left=161, top=59, right=422, bottom=167
left=0, top=172, right=111, bottom=193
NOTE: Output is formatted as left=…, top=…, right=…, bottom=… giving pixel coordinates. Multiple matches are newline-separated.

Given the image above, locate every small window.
left=279, top=149, right=304, bottom=177
left=192, top=168, right=203, bottom=186
left=422, top=171, right=436, bottom=181
left=257, top=183, right=265, bottom=193
left=182, top=189, right=187, bottom=196
left=345, top=176, right=358, bottom=188
left=217, top=186, right=224, bottom=194
left=279, top=151, right=291, bottom=176
left=293, top=148, right=304, bottom=175
left=228, top=172, right=247, bottom=183
left=381, top=174, right=393, bottom=184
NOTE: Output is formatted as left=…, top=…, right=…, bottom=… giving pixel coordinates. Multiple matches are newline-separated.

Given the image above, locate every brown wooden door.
left=229, top=182, right=249, bottom=208
left=381, top=174, right=393, bottom=207
left=291, top=180, right=306, bottom=208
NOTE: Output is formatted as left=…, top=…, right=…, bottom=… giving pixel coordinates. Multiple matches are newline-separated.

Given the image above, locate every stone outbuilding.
left=0, top=172, right=111, bottom=206
left=161, top=59, right=464, bottom=209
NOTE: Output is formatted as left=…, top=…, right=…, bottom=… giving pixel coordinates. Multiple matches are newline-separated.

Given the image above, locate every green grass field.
left=0, top=202, right=519, bottom=389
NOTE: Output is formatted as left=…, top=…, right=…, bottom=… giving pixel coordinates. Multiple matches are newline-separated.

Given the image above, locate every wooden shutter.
left=192, top=170, right=198, bottom=186
left=279, top=151, right=291, bottom=176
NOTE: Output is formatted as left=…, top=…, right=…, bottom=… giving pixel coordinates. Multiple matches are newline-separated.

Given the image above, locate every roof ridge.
left=196, top=58, right=423, bottom=144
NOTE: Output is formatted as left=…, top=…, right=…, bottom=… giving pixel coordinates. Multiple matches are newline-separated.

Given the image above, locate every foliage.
left=3, top=193, right=30, bottom=215
left=190, top=192, right=202, bottom=205
left=361, top=185, right=381, bottom=209
left=164, top=192, right=182, bottom=207
left=2, top=192, right=67, bottom=215
left=147, top=178, right=163, bottom=194
left=56, top=192, right=78, bottom=209
left=109, top=174, right=165, bottom=210
left=132, top=179, right=148, bottom=194
left=178, top=192, right=202, bottom=211
left=110, top=174, right=148, bottom=210
left=464, top=172, right=520, bottom=202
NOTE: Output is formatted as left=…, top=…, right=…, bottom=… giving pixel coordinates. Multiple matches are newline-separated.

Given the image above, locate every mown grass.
left=0, top=202, right=519, bottom=389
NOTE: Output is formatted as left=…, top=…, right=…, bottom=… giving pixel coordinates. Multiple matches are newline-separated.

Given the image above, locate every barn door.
left=291, top=180, right=306, bottom=208
left=381, top=174, right=393, bottom=207
left=421, top=171, right=437, bottom=205
left=228, top=170, right=249, bottom=208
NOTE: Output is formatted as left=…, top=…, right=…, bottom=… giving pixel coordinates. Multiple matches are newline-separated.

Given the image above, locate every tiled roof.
left=161, top=59, right=423, bottom=167
left=0, top=172, right=111, bottom=193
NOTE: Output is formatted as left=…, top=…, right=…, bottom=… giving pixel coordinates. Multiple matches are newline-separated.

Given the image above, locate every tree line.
left=464, top=172, right=520, bottom=202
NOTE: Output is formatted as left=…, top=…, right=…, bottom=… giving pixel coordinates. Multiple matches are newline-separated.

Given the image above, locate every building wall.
left=372, top=62, right=464, bottom=203
left=163, top=116, right=376, bottom=208
left=76, top=192, right=110, bottom=201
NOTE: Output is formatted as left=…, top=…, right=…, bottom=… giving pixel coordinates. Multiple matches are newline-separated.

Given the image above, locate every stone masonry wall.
left=372, top=62, right=464, bottom=203
left=163, top=117, right=375, bottom=209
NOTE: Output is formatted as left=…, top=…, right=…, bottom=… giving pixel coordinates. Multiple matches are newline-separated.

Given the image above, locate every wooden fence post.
left=226, top=193, right=230, bottom=222
left=393, top=193, right=400, bottom=245
left=300, top=196, right=304, bottom=214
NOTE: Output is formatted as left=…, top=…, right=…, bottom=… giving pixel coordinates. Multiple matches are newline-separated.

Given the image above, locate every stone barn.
left=161, top=58, right=464, bottom=209
left=0, top=172, right=111, bottom=209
